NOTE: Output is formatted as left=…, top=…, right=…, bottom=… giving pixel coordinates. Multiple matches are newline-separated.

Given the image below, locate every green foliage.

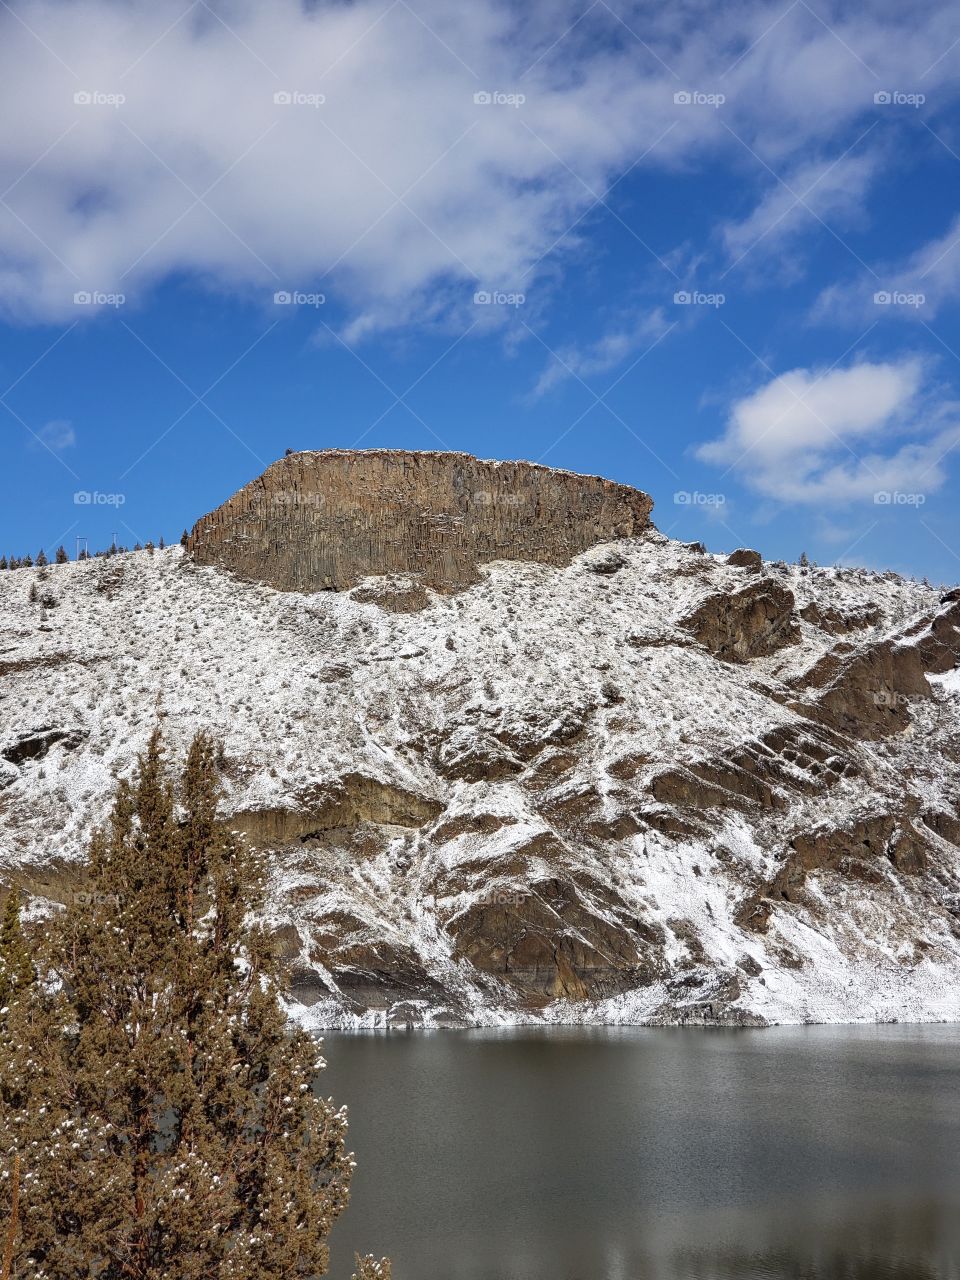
left=0, top=730, right=372, bottom=1279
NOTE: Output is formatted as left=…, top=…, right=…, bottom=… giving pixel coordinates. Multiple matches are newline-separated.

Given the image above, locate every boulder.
left=682, top=579, right=801, bottom=662
left=727, top=548, right=762, bottom=572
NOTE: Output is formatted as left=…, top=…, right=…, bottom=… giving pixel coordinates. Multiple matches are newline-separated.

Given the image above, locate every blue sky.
left=1, top=0, right=959, bottom=580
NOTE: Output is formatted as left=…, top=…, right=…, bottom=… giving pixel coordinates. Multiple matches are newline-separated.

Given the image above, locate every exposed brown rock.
left=187, top=449, right=653, bottom=598
left=444, top=874, right=665, bottom=1003
left=800, top=600, right=881, bottom=634
left=300, top=910, right=449, bottom=1010
left=433, top=727, right=523, bottom=783
left=727, top=548, right=762, bottom=572
left=2, top=726, right=87, bottom=766
left=230, top=773, right=442, bottom=846
left=801, top=639, right=932, bottom=738
left=349, top=575, right=430, bottom=613
left=682, top=578, right=801, bottom=663
left=650, top=758, right=779, bottom=811
left=770, top=816, right=928, bottom=903
left=914, top=598, right=960, bottom=674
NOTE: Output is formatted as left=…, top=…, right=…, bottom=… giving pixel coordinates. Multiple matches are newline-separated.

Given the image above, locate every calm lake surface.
left=320, top=1025, right=960, bottom=1280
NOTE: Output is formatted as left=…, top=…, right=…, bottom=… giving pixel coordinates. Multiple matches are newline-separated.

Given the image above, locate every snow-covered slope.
left=2, top=530, right=960, bottom=1029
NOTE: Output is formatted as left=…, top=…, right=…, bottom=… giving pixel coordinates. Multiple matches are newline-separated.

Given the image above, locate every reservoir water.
left=321, top=1024, right=960, bottom=1280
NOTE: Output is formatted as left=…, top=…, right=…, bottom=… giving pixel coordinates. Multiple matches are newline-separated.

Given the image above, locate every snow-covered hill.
left=2, top=513, right=960, bottom=1030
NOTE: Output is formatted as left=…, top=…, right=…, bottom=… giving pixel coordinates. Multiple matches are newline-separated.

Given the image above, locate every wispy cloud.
left=815, top=212, right=960, bottom=323
left=531, top=307, right=669, bottom=395
left=34, top=418, right=76, bottom=451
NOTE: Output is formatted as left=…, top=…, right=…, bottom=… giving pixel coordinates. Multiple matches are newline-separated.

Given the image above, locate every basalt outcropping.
left=187, top=450, right=653, bottom=600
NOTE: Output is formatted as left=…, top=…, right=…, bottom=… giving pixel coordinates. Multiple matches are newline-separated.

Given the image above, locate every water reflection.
left=319, top=1025, right=960, bottom=1280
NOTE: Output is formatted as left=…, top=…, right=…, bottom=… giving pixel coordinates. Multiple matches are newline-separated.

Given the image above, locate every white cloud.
left=815, top=212, right=960, bottom=323
left=0, top=0, right=956, bottom=334
left=697, top=358, right=960, bottom=503
left=532, top=307, right=669, bottom=395
left=35, top=418, right=76, bottom=451
left=721, top=151, right=879, bottom=271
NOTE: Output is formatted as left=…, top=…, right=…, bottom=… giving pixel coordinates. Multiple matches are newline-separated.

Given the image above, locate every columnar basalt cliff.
left=186, top=450, right=654, bottom=596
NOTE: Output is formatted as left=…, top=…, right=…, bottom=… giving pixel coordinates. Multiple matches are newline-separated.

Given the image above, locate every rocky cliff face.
left=2, top=452, right=960, bottom=1030
left=187, top=450, right=653, bottom=600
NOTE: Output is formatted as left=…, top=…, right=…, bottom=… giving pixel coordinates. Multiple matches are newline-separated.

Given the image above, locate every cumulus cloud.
left=697, top=358, right=960, bottom=503
left=0, top=0, right=956, bottom=335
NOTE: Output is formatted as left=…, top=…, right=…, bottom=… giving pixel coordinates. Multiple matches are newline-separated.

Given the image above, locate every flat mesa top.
left=187, top=449, right=655, bottom=600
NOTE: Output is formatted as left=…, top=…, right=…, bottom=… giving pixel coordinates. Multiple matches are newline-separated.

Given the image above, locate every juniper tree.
left=0, top=730, right=368, bottom=1280
left=0, top=891, right=32, bottom=1017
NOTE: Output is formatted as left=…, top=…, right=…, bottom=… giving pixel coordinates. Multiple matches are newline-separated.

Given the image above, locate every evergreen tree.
left=34, top=551, right=47, bottom=568
left=27, top=583, right=37, bottom=604
left=134, top=543, right=142, bottom=552
left=20, top=556, right=31, bottom=570
left=158, top=536, right=165, bottom=551
left=145, top=540, right=155, bottom=554
left=0, top=730, right=373, bottom=1279
left=55, top=547, right=68, bottom=565
left=180, top=530, right=189, bottom=547
left=0, top=557, right=6, bottom=571
left=0, top=891, right=32, bottom=1016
